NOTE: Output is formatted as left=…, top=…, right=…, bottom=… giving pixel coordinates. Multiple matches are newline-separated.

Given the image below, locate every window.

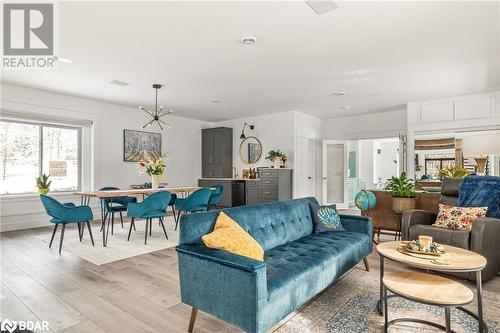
left=0, top=120, right=81, bottom=195
left=424, top=153, right=455, bottom=180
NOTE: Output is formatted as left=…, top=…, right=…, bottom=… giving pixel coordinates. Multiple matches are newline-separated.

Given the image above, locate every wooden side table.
left=377, top=241, right=488, bottom=332
left=383, top=271, right=473, bottom=332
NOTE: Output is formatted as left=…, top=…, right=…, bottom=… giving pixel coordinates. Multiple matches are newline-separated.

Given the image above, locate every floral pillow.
left=433, top=204, right=487, bottom=231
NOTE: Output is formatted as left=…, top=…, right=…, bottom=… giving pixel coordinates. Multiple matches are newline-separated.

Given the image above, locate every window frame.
left=1, top=118, right=83, bottom=195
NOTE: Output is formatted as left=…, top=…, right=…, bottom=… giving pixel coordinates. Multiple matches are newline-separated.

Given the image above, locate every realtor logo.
left=2, top=2, right=57, bottom=69
left=0, top=319, right=16, bottom=333
left=3, top=3, right=53, bottom=55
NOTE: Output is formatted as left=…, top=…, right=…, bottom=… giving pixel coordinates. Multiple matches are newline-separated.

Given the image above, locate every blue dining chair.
left=40, top=195, right=94, bottom=253
left=168, top=192, right=178, bottom=221
left=99, top=186, right=137, bottom=234
left=127, top=191, right=172, bottom=244
left=207, top=184, right=224, bottom=210
left=174, top=188, right=212, bottom=230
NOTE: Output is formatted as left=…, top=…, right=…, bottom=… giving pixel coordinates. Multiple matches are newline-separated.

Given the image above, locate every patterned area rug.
left=275, top=268, right=500, bottom=333
left=35, top=216, right=179, bottom=265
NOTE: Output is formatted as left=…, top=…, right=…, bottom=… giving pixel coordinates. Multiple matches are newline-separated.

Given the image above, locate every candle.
left=419, top=235, right=433, bottom=249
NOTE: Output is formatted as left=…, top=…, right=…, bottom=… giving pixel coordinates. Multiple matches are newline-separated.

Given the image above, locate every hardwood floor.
left=1, top=225, right=499, bottom=333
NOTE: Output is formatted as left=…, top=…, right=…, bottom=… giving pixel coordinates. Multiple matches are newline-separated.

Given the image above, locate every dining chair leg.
left=86, top=221, right=94, bottom=246
left=127, top=218, right=134, bottom=241
left=59, top=224, right=66, bottom=254
left=171, top=206, right=177, bottom=222
left=132, top=219, right=136, bottom=231
left=144, top=218, right=149, bottom=245
left=80, top=222, right=85, bottom=241
left=49, top=224, right=59, bottom=248
left=100, top=212, right=108, bottom=232
left=175, top=211, right=181, bottom=231
left=111, top=212, right=115, bottom=235
left=160, top=217, right=168, bottom=240
left=77, top=223, right=82, bottom=241
left=149, top=219, right=152, bottom=236
left=119, top=211, right=124, bottom=228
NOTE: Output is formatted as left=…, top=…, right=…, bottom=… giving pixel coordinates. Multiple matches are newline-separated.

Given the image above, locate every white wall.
left=214, top=111, right=296, bottom=173
left=0, top=84, right=213, bottom=231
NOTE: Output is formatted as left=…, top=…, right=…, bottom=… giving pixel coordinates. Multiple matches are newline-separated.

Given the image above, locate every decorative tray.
left=399, top=240, right=446, bottom=257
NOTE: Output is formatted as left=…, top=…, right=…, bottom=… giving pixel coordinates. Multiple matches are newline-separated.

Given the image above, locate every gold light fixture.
left=139, top=84, right=173, bottom=130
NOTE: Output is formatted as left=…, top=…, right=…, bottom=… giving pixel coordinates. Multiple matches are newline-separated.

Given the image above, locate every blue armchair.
left=127, top=191, right=171, bottom=244
left=99, top=186, right=137, bottom=234
left=174, top=188, right=212, bottom=230
left=176, top=198, right=372, bottom=333
left=207, top=185, right=224, bottom=210
left=40, top=195, right=94, bottom=253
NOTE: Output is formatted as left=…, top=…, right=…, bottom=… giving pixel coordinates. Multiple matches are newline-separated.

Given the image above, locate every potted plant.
left=385, top=172, right=416, bottom=214
left=438, top=166, right=469, bottom=180
left=139, top=156, right=165, bottom=189
left=265, top=149, right=285, bottom=168
left=36, top=173, right=51, bottom=194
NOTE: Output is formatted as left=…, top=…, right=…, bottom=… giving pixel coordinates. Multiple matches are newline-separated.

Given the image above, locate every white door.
left=295, top=136, right=315, bottom=198
left=323, top=140, right=349, bottom=209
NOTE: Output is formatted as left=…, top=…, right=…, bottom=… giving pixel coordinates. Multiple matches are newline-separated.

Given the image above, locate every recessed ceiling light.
left=339, top=106, right=352, bottom=110
left=240, top=36, right=256, bottom=45
left=110, top=80, right=129, bottom=86
left=53, top=56, right=72, bottom=64
left=370, top=92, right=383, bottom=96
left=332, top=91, right=347, bottom=96
left=211, top=100, right=221, bottom=103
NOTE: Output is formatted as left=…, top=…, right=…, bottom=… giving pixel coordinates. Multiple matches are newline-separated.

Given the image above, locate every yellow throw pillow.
left=202, top=212, right=264, bottom=261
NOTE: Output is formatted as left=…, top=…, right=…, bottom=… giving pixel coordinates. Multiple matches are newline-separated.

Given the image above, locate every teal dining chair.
left=100, top=186, right=137, bottom=234
left=40, top=195, right=94, bottom=253
left=207, top=184, right=224, bottom=210
left=127, top=191, right=171, bottom=244
left=174, top=188, right=212, bottom=230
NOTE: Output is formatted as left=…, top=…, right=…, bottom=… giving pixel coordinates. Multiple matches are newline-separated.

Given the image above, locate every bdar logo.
left=0, top=319, right=17, bottom=333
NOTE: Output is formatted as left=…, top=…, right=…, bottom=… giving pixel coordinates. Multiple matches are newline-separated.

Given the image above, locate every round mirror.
left=239, top=137, right=263, bottom=164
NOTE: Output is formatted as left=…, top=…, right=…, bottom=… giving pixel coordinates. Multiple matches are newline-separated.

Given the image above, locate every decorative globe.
left=355, top=190, right=376, bottom=210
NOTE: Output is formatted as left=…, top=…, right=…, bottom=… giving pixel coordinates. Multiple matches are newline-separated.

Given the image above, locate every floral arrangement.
left=438, top=167, right=469, bottom=180
left=138, top=156, right=165, bottom=176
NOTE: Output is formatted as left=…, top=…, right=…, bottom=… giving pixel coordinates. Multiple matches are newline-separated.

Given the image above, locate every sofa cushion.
left=264, top=231, right=371, bottom=303
left=409, top=224, right=469, bottom=249
left=180, top=198, right=315, bottom=251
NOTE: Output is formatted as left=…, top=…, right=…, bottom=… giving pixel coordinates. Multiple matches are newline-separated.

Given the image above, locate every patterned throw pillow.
left=202, top=212, right=264, bottom=261
left=311, top=204, right=345, bottom=233
left=433, top=204, right=487, bottom=231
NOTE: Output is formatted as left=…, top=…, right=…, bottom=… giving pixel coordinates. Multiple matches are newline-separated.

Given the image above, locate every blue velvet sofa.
left=176, top=197, right=372, bottom=333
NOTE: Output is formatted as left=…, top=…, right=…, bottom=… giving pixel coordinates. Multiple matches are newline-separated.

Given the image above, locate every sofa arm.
left=401, top=210, right=437, bottom=241
left=176, top=244, right=267, bottom=333
left=176, top=244, right=266, bottom=272
left=339, top=214, right=372, bottom=236
left=470, top=217, right=500, bottom=281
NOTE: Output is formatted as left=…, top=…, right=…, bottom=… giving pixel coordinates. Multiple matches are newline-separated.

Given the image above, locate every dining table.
left=74, top=186, right=210, bottom=246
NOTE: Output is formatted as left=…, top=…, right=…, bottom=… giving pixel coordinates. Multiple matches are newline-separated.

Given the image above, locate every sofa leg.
left=363, top=257, right=370, bottom=271
left=188, top=307, right=198, bottom=333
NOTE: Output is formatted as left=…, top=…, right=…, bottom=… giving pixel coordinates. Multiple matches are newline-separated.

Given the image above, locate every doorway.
left=295, top=136, right=315, bottom=198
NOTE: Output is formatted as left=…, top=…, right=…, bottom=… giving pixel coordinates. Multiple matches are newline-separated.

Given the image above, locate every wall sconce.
left=240, top=122, right=255, bottom=139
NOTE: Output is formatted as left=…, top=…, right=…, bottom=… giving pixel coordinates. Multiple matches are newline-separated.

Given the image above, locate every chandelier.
left=139, top=84, right=172, bottom=130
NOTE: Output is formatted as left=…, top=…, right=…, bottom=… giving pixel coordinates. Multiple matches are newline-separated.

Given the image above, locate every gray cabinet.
left=202, top=127, right=232, bottom=178
left=198, top=179, right=232, bottom=208
left=259, top=168, right=292, bottom=203
left=246, top=180, right=260, bottom=205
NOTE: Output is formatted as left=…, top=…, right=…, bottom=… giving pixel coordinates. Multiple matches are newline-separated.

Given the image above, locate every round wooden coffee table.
left=383, top=271, right=473, bottom=332
left=377, top=241, right=488, bottom=332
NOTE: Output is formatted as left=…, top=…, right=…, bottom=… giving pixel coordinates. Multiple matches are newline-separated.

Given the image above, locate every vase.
left=151, top=175, right=160, bottom=189
left=391, top=197, right=416, bottom=214
left=272, top=158, right=281, bottom=168
left=38, top=188, right=49, bottom=194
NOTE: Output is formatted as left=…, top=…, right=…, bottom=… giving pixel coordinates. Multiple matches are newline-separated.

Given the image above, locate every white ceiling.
left=2, top=1, right=499, bottom=122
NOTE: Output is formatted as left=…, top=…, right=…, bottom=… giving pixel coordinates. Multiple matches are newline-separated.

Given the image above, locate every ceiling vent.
left=110, top=80, right=129, bottom=87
